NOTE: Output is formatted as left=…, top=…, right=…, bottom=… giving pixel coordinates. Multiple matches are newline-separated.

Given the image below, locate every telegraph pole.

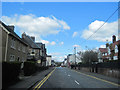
left=74, top=47, right=76, bottom=69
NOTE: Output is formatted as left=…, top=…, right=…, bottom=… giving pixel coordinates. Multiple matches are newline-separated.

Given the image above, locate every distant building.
left=1, top=21, right=28, bottom=63
left=51, top=60, right=56, bottom=66
left=66, top=54, right=75, bottom=67
left=46, top=55, right=52, bottom=66
left=63, top=58, right=67, bottom=66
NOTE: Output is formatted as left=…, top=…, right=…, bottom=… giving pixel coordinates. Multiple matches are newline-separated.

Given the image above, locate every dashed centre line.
left=75, top=80, right=80, bottom=85
left=75, top=80, right=79, bottom=85
left=68, top=74, right=70, bottom=77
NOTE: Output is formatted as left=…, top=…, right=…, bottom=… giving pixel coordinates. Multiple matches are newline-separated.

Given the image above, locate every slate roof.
left=36, top=43, right=43, bottom=48
left=99, top=48, right=108, bottom=53
left=22, top=35, right=40, bottom=49
left=1, top=21, right=28, bottom=46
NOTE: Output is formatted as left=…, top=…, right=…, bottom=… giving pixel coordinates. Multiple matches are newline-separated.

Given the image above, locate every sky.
left=1, top=2, right=119, bottom=62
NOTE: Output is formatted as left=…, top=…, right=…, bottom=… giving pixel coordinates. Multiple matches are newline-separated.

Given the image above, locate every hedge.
left=23, top=61, right=37, bottom=76
left=2, top=61, right=21, bottom=87
left=37, top=66, right=49, bottom=71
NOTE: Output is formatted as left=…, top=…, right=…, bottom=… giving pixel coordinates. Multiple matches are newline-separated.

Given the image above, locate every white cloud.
left=51, top=41, right=56, bottom=45
left=49, top=52, right=66, bottom=62
left=1, top=14, right=70, bottom=43
left=40, top=40, right=50, bottom=45
left=72, top=32, right=78, bottom=37
left=51, top=55, right=64, bottom=62
left=100, top=45, right=106, bottom=48
left=82, top=20, right=118, bottom=42
left=40, top=40, right=56, bottom=46
left=59, top=41, right=64, bottom=45
left=49, top=52, right=61, bottom=56
left=73, top=44, right=80, bottom=47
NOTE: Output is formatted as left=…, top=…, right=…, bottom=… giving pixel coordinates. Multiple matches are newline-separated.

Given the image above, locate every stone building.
left=1, top=21, right=28, bottom=62
left=22, top=33, right=47, bottom=66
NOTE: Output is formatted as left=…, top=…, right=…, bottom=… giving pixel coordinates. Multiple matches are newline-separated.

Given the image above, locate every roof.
left=1, top=21, right=28, bottom=46
left=99, top=48, right=108, bottom=53
left=22, top=35, right=40, bottom=49
left=109, top=40, right=120, bottom=50
left=36, top=43, right=43, bottom=48
left=112, top=40, right=120, bottom=46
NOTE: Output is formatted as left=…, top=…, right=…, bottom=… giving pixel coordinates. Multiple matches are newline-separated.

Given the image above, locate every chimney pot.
left=22, top=32, right=26, bottom=39
left=31, top=36, right=35, bottom=42
left=112, top=35, right=116, bottom=43
left=8, top=25, right=14, bottom=32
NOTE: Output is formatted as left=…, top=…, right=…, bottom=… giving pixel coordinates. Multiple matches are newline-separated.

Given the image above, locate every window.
left=11, top=38, right=16, bottom=49
left=105, top=53, right=107, bottom=56
left=18, top=43, right=21, bottom=51
left=115, top=45, right=118, bottom=53
left=17, top=56, right=20, bottom=61
left=22, top=46, right=25, bottom=53
left=31, top=49, right=35, bottom=54
left=113, top=56, right=117, bottom=60
left=11, top=38, right=14, bottom=48
left=22, top=57, right=24, bottom=62
left=10, top=55, right=15, bottom=61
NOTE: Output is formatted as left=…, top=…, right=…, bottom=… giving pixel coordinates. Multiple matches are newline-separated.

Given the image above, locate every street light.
left=74, top=47, right=76, bottom=69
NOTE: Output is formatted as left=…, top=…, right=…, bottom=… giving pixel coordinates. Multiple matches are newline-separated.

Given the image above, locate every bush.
left=37, top=66, right=49, bottom=71
left=2, top=61, right=21, bottom=87
left=23, top=61, right=37, bottom=76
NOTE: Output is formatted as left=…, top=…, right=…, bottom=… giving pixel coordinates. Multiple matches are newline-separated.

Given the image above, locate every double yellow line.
left=33, top=68, right=56, bottom=90
left=72, top=69, right=120, bottom=87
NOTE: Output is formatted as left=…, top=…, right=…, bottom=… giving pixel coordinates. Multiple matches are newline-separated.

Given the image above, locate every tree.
left=78, top=50, right=98, bottom=64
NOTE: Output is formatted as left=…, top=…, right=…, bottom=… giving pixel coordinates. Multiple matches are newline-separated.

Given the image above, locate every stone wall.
left=75, top=67, right=120, bottom=79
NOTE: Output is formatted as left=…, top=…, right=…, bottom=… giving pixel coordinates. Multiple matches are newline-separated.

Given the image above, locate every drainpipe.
left=5, top=33, right=9, bottom=62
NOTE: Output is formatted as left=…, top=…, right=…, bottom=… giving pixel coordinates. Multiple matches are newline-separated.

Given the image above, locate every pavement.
left=32, top=67, right=120, bottom=89
left=7, top=67, right=54, bottom=89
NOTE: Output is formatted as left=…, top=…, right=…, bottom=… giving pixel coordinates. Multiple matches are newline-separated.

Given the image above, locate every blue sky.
left=2, top=2, right=118, bottom=62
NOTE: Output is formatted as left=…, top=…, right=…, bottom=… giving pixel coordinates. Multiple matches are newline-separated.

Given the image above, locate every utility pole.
left=74, top=47, right=76, bottom=69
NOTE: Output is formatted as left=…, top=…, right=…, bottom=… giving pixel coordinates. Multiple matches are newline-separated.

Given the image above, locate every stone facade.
left=1, top=21, right=28, bottom=62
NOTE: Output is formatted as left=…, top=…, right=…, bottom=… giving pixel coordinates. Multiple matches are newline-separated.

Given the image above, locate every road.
left=32, top=67, right=120, bottom=89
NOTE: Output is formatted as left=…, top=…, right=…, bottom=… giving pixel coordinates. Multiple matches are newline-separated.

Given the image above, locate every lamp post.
left=74, top=47, right=76, bottom=69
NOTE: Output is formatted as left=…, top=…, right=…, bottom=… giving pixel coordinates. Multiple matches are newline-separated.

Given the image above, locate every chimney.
left=7, top=25, right=14, bottom=32
left=22, top=32, right=26, bottom=39
left=31, top=36, right=35, bottom=41
left=112, top=35, right=116, bottom=43
left=106, top=43, right=109, bottom=48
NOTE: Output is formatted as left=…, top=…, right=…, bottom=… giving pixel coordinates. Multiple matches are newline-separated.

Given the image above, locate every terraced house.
left=98, top=35, right=119, bottom=62
left=22, top=33, right=47, bottom=66
left=1, top=21, right=28, bottom=62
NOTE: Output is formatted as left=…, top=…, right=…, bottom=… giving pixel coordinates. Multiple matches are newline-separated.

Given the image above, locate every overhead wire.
left=80, top=6, right=120, bottom=46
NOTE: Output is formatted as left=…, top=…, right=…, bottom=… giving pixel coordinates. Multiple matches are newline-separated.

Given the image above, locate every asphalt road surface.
left=32, top=67, right=120, bottom=89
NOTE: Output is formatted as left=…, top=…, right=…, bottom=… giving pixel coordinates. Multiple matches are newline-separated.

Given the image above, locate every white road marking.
left=75, top=80, right=80, bottom=85
left=68, top=74, right=70, bottom=77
